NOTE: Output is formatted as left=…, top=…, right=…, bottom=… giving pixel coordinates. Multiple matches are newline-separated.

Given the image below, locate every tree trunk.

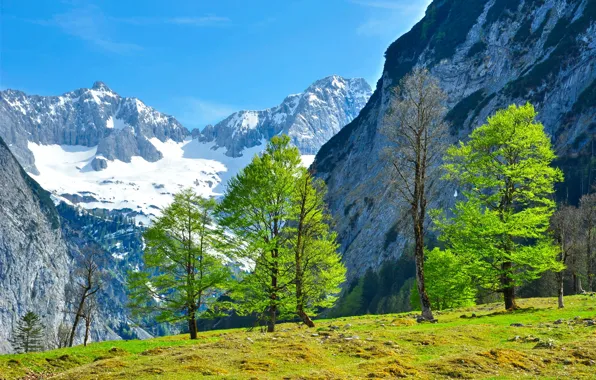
left=501, top=261, right=518, bottom=310
left=297, top=307, right=315, bottom=328
left=588, top=228, right=593, bottom=292
left=83, top=317, right=91, bottom=346
left=556, top=271, right=565, bottom=308
left=69, top=297, right=86, bottom=347
left=267, top=303, right=277, bottom=333
left=413, top=215, right=434, bottom=321
left=188, top=307, right=198, bottom=339
left=575, top=273, right=584, bottom=294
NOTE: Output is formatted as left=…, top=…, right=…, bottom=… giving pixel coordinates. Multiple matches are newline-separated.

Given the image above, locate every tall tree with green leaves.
left=218, top=135, right=302, bottom=332
left=436, top=103, right=563, bottom=310
left=128, top=189, right=231, bottom=339
left=381, top=68, right=448, bottom=321
left=289, top=170, right=346, bottom=327
left=10, top=312, right=45, bottom=353
left=411, top=248, right=476, bottom=311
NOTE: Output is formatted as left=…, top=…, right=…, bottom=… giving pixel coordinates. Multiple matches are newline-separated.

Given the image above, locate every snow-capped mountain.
left=200, top=76, right=372, bottom=156
left=0, top=76, right=371, bottom=220
left=0, top=81, right=187, bottom=175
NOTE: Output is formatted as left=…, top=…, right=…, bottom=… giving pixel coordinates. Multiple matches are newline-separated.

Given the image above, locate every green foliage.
left=127, top=189, right=232, bottom=338
left=10, top=312, right=45, bottom=353
left=290, top=171, right=346, bottom=317
left=412, top=248, right=476, bottom=311
left=219, top=135, right=345, bottom=329
left=435, top=103, right=564, bottom=305
left=330, top=254, right=415, bottom=317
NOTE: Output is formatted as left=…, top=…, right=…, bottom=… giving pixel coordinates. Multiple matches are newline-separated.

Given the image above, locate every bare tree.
left=580, top=193, right=596, bottom=292
left=551, top=205, right=581, bottom=308
left=68, top=246, right=102, bottom=347
left=381, top=68, right=448, bottom=321
left=51, top=322, right=71, bottom=349
left=81, top=296, right=97, bottom=346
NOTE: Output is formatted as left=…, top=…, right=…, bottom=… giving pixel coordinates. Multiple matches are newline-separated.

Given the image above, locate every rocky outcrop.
left=0, top=136, right=71, bottom=353
left=200, top=76, right=372, bottom=156
left=313, top=0, right=596, bottom=280
left=0, top=82, right=187, bottom=173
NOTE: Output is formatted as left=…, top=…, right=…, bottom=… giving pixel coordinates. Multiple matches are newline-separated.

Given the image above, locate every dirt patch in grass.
left=182, top=364, right=229, bottom=375
left=477, top=349, right=542, bottom=371
left=360, top=359, right=418, bottom=378
left=270, top=343, right=320, bottom=363
left=238, top=359, right=276, bottom=372
left=140, top=346, right=172, bottom=356
left=93, top=358, right=126, bottom=369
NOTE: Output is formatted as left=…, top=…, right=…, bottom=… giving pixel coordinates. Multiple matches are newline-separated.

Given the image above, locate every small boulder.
left=91, top=157, right=108, bottom=171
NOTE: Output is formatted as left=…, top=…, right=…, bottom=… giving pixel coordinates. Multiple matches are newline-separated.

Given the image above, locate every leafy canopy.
left=434, top=103, right=564, bottom=292
left=128, top=189, right=232, bottom=328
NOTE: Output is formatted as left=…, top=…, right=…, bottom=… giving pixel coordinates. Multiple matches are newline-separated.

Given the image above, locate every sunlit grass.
left=1, top=295, right=595, bottom=379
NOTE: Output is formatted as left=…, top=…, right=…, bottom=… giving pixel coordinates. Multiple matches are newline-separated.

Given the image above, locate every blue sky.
left=1, top=0, right=430, bottom=129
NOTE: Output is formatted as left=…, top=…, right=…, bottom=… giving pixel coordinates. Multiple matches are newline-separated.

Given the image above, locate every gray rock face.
left=199, top=76, right=372, bottom=156
left=0, top=137, right=71, bottom=353
left=0, top=82, right=187, bottom=173
left=313, top=0, right=596, bottom=280
left=91, top=157, right=108, bottom=171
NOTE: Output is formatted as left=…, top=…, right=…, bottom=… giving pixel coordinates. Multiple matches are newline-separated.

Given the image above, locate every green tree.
left=436, top=103, right=563, bottom=310
left=412, top=248, right=476, bottom=310
left=128, top=189, right=232, bottom=339
left=289, top=170, right=345, bottom=327
left=218, top=135, right=302, bottom=332
left=10, top=312, right=45, bottom=353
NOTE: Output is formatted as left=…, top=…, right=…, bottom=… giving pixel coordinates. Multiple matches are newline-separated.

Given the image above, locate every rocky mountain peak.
left=198, top=75, right=373, bottom=156
left=91, top=81, right=113, bottom=92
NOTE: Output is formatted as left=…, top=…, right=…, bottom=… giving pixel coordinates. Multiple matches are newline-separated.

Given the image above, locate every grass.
left=1, top=295, right=596, bottom=379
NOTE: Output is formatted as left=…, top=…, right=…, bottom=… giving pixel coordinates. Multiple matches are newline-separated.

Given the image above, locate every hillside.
left=1, top=295, right=595, bottom=379
left=313, top=0, right=596, bottom=280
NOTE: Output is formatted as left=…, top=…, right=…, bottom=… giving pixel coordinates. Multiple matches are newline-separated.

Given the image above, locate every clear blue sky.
left=1, top=0, right=430, bottom=129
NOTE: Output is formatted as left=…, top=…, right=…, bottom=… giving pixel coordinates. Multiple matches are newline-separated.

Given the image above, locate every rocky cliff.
left=0, top=136, right=71, bottom=353
left=200, top=76, right=372, bottom=156
left=313, top=0, right=596, bottom=280
left=0, top=82, right=187, bottom=174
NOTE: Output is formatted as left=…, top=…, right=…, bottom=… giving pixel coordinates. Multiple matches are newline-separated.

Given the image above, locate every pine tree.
left=10, top=311, right=45, bottom=353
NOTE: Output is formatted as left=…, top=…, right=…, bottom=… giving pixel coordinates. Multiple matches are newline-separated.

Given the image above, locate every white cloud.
left=175, top=97, right=239, bottom=130
left=30, top=5, right=142, bottom=54
left=29, top=6, right=230, bottom=54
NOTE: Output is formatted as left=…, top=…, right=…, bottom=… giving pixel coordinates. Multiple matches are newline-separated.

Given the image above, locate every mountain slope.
left=0, top=82, right=186, bottom=174
left=1, top=295, right=596, bottom=379
left=0, top=76, right=370, bottom=219
left=0, top=136, right=71, bottom=353
left=313, top=0, right=596, bottom=279
left=200, top=76, right=372, bottom=156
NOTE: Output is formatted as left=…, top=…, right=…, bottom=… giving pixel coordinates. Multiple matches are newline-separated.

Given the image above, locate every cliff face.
left=0, top=137, right=71, bottom=353
left=201, top=76, right=372, bottom=156
left=313, top=0, right=596, bottom=280
left=0, top=82, right=187, bottom=174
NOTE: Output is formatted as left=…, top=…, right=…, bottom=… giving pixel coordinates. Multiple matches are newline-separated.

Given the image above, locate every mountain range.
left=1, top=0, right=595, bottom=353
left=0, top=75, right=371, bottom=220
